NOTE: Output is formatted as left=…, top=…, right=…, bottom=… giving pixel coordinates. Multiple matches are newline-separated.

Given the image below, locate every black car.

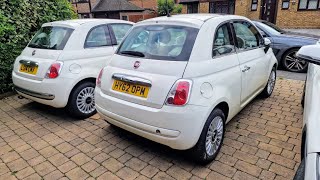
left=253, top=20, right=319, bottom=73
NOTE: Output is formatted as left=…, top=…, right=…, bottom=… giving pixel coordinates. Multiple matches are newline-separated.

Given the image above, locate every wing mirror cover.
left=297, top=44, right=320, bottom=65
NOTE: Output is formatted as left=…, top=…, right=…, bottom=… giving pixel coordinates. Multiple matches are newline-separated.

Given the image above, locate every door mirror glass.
left=297, top=45, right=320, bottom=65
left=264, top=38, right=271, bottom=46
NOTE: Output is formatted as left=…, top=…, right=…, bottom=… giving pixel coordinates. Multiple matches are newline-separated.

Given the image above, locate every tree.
left=0, top=0, right=77, bottom=93
left=157, top=0, right=182, bottom=16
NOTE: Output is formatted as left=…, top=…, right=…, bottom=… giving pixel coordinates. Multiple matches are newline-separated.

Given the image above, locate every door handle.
left=242, top=66, right=251, bottom=72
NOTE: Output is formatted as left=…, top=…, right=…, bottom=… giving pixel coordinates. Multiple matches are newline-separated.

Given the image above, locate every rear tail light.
left=166, top=79, right=192, bottom=106
left=46, top=61, right=63, bottom=79
left=96, top=68, right=104, bottom=88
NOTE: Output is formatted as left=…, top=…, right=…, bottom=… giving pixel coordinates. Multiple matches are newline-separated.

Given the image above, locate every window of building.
left=213, top=23, right=235, bottom=57
left=122, top=16, right=128, bottom=21
left=209, top=1, right=235, bottom=14
left=187, top=3, right=199, bottom=13
left=251, top=0, right=258, bottom=11
left=298, top=0, right=320, bottom=10
left=85, top=26, right=112, bottom=48
left=282, top=0, right=290, bottom=9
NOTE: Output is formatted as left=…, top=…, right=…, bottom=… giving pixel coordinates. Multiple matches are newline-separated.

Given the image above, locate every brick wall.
left=76, top=3, right=90, bottom=13
left=180, top=0, right=320, bottom=28
left=199, top=2, right=209, bottom=13
left=275, top=1, right=320, bottom=28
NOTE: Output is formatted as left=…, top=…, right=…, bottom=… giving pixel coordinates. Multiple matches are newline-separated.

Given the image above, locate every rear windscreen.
left=28, top=26, right=74, bottom=50
left=117, top=25, right=199, bottom=61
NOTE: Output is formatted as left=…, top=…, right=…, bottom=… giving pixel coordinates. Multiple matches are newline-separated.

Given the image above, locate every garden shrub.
left=0, top=0, right=76, bottom=94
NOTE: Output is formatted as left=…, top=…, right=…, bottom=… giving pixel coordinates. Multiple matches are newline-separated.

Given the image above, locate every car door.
left=231, top=20, right=269, bottom=105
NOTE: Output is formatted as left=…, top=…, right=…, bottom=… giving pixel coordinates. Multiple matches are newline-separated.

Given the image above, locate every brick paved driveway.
left=0, top=78, right=304, bottom=180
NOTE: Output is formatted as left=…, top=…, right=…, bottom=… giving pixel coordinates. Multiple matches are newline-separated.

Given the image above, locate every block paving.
left=0, top=78, right=304, bottom=179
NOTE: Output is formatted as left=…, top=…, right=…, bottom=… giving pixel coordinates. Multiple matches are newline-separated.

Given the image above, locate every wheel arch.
left=213, top=101, right=229, bottom=121
left=281, top=47, right=301, bottom=63
left=67, top=77, right=96, bottom=104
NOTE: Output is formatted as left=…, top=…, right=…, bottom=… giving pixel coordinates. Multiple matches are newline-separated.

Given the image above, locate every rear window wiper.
left=119, top=51, right=145, bottom=57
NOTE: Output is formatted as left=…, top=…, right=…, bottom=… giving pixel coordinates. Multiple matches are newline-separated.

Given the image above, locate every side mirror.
left=264, top=38, right=271, bottom=53
left=297, top=45, right=320, bottom=65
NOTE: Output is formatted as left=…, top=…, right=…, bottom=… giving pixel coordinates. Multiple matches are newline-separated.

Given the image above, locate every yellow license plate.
left=19, top=64, right=38, bottom=75
left=112, top=80, right=150, bottom=98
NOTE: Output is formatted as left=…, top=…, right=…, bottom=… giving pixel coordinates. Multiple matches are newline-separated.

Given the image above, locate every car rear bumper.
left=12, top=71, right=73, bottom=108
left=95, top=87, right=209, bottom=150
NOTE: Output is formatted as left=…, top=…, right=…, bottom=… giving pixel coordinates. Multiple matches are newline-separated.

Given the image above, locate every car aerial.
left=95, top=14, right=278, bottom=163
left=294, top=42, right=320, bottom=180
left=12, top=19, right=133, bottom=118
left=253, top=20, right=319, bottom=73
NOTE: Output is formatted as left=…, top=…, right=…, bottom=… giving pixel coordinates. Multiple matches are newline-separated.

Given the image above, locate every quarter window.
left=298, top=0, right=320, bottom=10
left=85, top=26, right=111, bottom=48
left=109, top=24, right=132, bottom=45
left=213, top=24, right=235, bottom=57
left=232, top=21, right=262, bottom=50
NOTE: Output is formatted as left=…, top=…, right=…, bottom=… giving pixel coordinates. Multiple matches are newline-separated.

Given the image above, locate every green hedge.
left=0, top=0, right=76, bottom=94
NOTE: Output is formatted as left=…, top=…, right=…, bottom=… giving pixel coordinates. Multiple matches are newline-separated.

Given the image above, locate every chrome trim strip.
left=19, top=60, right=38, bottom=67
left=14, top=86, right=55, bottom=100
left=112, top=74, right=152, bottom=87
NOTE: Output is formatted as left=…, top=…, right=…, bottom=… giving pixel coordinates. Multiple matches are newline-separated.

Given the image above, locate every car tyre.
left=67, top=81, right=96, bottom=119
left=282, top=48, right=308, bottom=73
left=261, top=67, right=277, bottom=98
left=189, top=108, right=225, bottom=164
left=293, top=159, right=305, bottom=180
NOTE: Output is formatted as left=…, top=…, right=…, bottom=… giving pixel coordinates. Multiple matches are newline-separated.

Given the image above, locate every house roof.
left=92, top=0, right=144, bottom=13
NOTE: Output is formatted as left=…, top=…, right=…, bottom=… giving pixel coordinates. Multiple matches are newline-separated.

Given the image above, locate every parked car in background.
left=12, top=19, right=133, bottom=118
left=95, top=14, right=278, bottom=164
left=253, top=20, right=319, bottom=73
left=294, top=43, right=320, bottom=180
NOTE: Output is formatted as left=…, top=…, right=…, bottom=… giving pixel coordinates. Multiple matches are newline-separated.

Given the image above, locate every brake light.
left=46, top=62, right=63, bottom=79
left=166, top=79, right=192, bottom=106
left=96, top=68, right=104, bottom=88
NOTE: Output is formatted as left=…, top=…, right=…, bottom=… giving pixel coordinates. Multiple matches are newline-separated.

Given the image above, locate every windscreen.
left=117, top=25, right=199, bottom=61
left=28, top=26, right=74, bottom=50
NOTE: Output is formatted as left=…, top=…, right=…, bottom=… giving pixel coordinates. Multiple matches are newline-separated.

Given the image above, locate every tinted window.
left=109, top=24, right=132, bottom=44
left=28, top=26, right=74, bottom=50
left=85, top=26, right=111, bottom=48
left=213, top=23, right=235, bottom=57
left=117, top=25, right=199, bottom=61
left=233, top=21, right=261, bottom=50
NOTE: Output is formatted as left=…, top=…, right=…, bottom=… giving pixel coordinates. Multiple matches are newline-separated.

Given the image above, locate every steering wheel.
left=213, top=46, right=233, bottom=56
left=236, top=36, right=246, bottom=49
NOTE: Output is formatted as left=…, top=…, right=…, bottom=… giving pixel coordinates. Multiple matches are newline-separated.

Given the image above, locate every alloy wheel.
left=284, top=51, right=308, bottom=72
left=205, top=116, right=224, bottom=156
left=76, top=87, right=95, bottom=114
left=267, top=69, right=276, bottom=95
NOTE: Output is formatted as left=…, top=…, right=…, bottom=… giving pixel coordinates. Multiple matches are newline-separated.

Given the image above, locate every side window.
left=109, top=24, right=132, bottom=44
left=232, top=21, right=261, bottom=50
left=213, top=23, right=235, bottom=57
left=85, top=25, right=111, bottom=48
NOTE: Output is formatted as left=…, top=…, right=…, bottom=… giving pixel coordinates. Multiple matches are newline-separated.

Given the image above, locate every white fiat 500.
left=95, top=14, right=277, bottom=163
left=12, top=19, right=133, bottom=118
left=294, top=41, right=320, bottom=180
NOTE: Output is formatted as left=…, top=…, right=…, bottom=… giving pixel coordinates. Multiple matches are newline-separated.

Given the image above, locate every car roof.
left=42, top=19, right=134, bottom=29
left=137, top=14, right=248, bottom=28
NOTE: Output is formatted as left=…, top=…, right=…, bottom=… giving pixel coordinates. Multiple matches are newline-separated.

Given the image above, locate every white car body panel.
left=95, top=14, right=277, bottom=150
left=12, top=19, right=133, bottom=108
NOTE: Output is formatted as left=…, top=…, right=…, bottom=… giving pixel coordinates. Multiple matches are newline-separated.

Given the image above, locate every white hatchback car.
left=294, top=42, right=320, bottom=180
left=12, top=19, right=133, bottom=118
left=95, top=14, right=277, bottom=163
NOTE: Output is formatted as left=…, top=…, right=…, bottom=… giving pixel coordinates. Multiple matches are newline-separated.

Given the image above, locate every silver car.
left=294, top=41, right=320, bottom=180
